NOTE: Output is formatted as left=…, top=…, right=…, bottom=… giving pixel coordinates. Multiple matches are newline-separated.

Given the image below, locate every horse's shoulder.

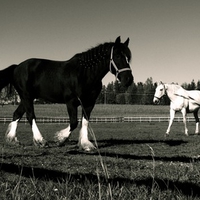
left=174, top=85, right=188, bottom=97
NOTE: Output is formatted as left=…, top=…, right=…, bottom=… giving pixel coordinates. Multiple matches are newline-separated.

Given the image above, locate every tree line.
left=96, top=78, right=200, bottom=105
left=1, top=78, right=200, bottom=105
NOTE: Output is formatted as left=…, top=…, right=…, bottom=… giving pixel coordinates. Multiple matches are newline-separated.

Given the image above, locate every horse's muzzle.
left=153, top=97, right=160, bottom=104
left=119, top=72, right=134, bottom=87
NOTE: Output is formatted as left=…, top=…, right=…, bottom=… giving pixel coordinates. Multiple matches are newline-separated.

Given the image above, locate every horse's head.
left=153, top=82, right=166, bottom=104
left=109, top=36, right=133, bottom=87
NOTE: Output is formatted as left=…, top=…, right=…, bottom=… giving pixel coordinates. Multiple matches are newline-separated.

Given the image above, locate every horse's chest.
left=171, top=98, right=188, bottom=111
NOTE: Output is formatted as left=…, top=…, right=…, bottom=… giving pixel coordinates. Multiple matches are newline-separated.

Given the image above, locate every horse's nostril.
left=153, top=99, right=158, bottom=104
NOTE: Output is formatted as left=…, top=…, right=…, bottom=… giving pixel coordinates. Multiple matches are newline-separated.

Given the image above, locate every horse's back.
left=13, top=58, right=61, bottom=84
left=16, top=58, right=64, bottom=71
left=12, top=58, right=74, bottom=102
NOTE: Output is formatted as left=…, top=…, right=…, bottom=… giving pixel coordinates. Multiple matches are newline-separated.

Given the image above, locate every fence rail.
left=0, top=116, right=196, bottom=124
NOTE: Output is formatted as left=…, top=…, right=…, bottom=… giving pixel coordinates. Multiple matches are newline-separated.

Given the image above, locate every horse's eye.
left=160, top=89, right=163, bottom=91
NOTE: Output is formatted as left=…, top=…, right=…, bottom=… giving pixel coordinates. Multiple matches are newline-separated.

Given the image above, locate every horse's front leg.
left=193, top=110, right=199, bottom=134
left=181, top=108, right=188, bottom=136
left=77, top=101, right=97, bottom=151
left=195, top=122, right=199, bottom=134
left=24, top=99, right=47, bottom=147
left=78, top=116, right=96, bottom=151
left=54, top=102, right=78, bottom=146
left=166, top=109, right=175, bottom=136
left=5, top=103, right=25, bottom=145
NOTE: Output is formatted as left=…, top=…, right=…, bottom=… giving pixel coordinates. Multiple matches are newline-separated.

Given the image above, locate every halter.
left=109, top=46, right=131, bottom=79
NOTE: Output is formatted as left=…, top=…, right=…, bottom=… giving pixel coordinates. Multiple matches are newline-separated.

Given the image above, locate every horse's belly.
left=35, top=88, right=65, bottom=103
left=39, top=94, right=65, bottom=103
left=188, top=102, right=199, bottom=112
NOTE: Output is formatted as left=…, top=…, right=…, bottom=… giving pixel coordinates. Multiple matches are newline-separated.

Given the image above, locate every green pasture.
left=0, top=104, right=200, bottom=199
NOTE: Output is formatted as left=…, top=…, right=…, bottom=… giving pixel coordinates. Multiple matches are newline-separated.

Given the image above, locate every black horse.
left=0, top=36, right=133, bottom=151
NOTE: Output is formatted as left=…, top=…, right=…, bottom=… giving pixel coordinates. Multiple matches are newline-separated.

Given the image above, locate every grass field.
left=0, top=104, right=200, bottom=199
left=0, top=103, right=175, bottom=117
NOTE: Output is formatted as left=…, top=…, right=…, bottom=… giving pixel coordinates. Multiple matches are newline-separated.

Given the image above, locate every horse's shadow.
left=66, top=149, right=197, bottom=163
left=64, top=139, right=195, bottom=163
left=94, top=138, right=188, bottom=148
left=1, top=139, right=192, bottom=163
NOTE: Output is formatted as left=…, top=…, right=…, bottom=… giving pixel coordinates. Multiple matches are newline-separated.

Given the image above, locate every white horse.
left=153, top=82, right=200, bottom=136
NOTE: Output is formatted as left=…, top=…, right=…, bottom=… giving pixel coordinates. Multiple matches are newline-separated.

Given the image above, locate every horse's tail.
left=0, top=64, right=17, bottom=91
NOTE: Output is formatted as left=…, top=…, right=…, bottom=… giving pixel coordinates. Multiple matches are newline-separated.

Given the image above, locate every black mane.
left=78, top=42, right=132, bottom=68
left=78, top=43, right=112, bottom=68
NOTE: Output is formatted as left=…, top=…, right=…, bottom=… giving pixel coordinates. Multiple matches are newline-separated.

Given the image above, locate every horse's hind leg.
left=193, top=109, right=199, bottom=134
left=181, top=108, right=188, bottom=136
left=22, top=98, right=47, bottom=147
left=5, top=103, right=25, bottom=145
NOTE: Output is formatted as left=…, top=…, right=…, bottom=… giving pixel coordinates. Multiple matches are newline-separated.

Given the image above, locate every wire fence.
left=0, top=116, right=196, bottom=124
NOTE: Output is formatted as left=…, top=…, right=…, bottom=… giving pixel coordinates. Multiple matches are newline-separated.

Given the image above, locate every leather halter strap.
left=154, top=95, right=161, bottom=100
left=109, top=46, right=131, bottom=79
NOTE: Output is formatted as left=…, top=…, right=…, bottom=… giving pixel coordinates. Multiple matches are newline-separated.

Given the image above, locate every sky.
left=1, top=0, right=200, bottom=86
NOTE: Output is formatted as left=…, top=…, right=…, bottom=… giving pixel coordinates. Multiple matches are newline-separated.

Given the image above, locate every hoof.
left=165, top=133, right=169, bottom=138
left=56, top=139, right=68, bottom=147
left=33, top=139, right=48, bottom=148
left=79, top=141, right=97, bottom=152
left=83, top=146, right=97, bottom=152
left=54, top=131, right=69, bottom=147
left=5, top=137, right=21, bottom=146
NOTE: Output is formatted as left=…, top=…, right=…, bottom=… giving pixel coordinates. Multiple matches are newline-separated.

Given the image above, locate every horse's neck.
left=79, top=45, right=112, bottom=81
left=165, top=84, right=178, bottom=101
left=166, top=84, right=185, bottom=102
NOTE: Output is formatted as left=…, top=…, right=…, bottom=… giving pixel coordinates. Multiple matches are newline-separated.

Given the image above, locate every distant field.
left=0, top=104, right=180, bottom=118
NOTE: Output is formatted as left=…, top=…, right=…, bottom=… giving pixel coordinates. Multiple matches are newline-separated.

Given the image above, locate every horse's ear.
left=159, top=81, right=163, bottom=85
left=124, top=38, right=129, bottom=47
left=115, top=36, right=121, bottom=44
